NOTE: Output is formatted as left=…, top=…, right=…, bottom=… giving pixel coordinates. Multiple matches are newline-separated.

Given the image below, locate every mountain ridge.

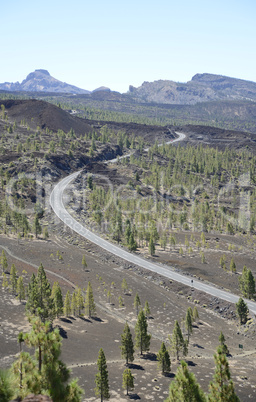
left=128, top=73, right=256, bottom=104
left=1, top=70, right=256, bottom=105
left=0, top=69, right=91, bottom=94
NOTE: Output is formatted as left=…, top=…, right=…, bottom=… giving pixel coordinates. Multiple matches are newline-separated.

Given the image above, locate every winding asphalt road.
left=50, top=133, right=256, bottom=315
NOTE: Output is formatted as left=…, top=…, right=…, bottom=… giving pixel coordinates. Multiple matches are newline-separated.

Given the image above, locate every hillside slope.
left=128, top=73, right=256, bottom=104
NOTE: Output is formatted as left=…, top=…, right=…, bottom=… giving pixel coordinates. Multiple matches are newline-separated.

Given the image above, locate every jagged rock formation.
left=128, top=73, right=256, bottom=104
left=0, top=69, right=90, bottom=94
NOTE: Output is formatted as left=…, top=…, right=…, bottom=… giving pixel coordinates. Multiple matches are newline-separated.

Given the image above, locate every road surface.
left=50, top=132, right=256, bottom=315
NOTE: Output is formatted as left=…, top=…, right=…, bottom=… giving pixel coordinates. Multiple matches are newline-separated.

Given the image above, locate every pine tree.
left=51, top=282, right=63, bottom=318
left=75, top=287, right=84, bottom=315
left=134, top=293, right=141, bottom=316
left=82, top=255, right=87, bottom=270
left=230, top=257, right=236, bottom=273
left=135, top=310, right=151, bottom=355
left=219, top=332, right=229, bottom=356
left=10, top=264, right=18, bottom=293
left=64, top=291, right=71, bottom=316
left=166, top=360, right=206, bottom=401
left=35, top=263, right=54, bottom=322
left=2, top=273, right=9, bottom=289
left=192, top=306, right=199, bottom=323
left=121, top=278, right=128, bottom=294
left=169, top=320, right=187, bottom=360
left=71, top=292, right=77, bottom=316
left=0, top=369, right=14, bottom=402
left=1, top=250, right=8, bottom=274
left=33, top=216, right=42, bottom=238
left=84, top=281, right=96, bottom=318
left=26, top=273, right=38, bottom=315
left=236, top=297, right=249, bottom=324
left=95, top=348, right=110, bottom=401
left=148, top=236, right=155, bottom=256
left=128, top=232, right=137, bottom=251
left=208, top=347, right=239, bottom=401
left=157, top=342, right=171, bottom=374
left=17, top=276, right=25, bottom=302
left=144, top=300, right=151, bottom=318
left=13, top=317, right=83, bottom=401
left=120, top=322, right=134, bottom=365
left=185, top=308, right=193, bottom=342
left=239, top=266, right=255, bottom=299
left=122, top=368, right=134, bottom=396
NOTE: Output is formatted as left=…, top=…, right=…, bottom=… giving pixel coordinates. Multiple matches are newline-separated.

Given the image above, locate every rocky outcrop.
left=127, top=73, right=256, bottom=105
left=0, top=69, right=90, bottom=94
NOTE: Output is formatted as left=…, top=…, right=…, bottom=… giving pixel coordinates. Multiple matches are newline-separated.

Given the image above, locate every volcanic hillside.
left=1, top=99, right=93, bottom=135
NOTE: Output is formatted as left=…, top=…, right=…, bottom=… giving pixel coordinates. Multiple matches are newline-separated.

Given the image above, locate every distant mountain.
left=128, top=73, right=256, bottom=105
left=0, top=69, right=90, bottom=94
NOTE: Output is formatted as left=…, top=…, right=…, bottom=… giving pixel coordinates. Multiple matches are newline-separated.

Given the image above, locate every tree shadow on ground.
left=187, top=360, right=197, bottom=367
left=140, top=352, right=157, bottom=361
left=127, top=363, right=144, bottom=371
left=164, top=372, right=175, bottom=378
left=129, top=393, right=141, bottom=399
left=60, top=317, right=73, bottom=324
left=78, top=316, right=92, bottom=323
left=192, top=343, right=204, bottom=349
left=92, top=316, right=103, bottom=322
left=55, top=325, right=68, bottom=339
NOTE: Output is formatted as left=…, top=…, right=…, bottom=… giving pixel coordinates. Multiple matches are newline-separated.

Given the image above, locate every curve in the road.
left=50, top=133, right=256, bottom=315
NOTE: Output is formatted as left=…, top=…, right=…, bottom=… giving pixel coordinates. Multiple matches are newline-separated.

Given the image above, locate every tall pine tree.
left=135, top=310, right=151, bottom=355
left=120, top=322, right=134, bottom=365
left=95, top=348, right=110, bottom=401
left=208, top=347, right=239, bottom=401
left=166, top=360, right=206, bottom=401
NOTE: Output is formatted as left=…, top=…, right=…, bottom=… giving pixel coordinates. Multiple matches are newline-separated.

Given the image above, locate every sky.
left=1, top=0, right=256, bottom=93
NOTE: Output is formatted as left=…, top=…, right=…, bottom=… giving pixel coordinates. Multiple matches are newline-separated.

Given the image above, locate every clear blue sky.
left=1, top=0, right=256, bottom=93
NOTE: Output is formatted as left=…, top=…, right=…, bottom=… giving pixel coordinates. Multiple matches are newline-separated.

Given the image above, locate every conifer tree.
left=51, top=282, right=63, bottom=318
left=82, top=255, right=87, bottom=270
left=166, top=360, right=206, bottom=401
left=13, top=318, right=83, bottom=401
left=148, top=236, right=155, bottom=256
left=33, top=216, right=42, bottom=238
left=26, top=273, right=38, bottom=315
left=17, top=276, right=25, bottom=302
left=75, top=287, right=84, bottom=315
left=236, top=297, right=249, bottom=324
left=0, top=368, right=14, bottom=402
left=169, top=320, right=187, bottom=360
left=208, top=347, right=239, bottom=401
left=185, top=308, right=193, bottom=342
left=157, top=342, right=171, bottom=374
left=84, top=281, right=96, bottom=318
left=144, top=300, right=151, bottom=318
left=35, top=263, right=54, bottom=322
left=239, top=266, right=255, bottom=299
left=121, top=278, right=128, bottom=294
left=134, top=293, right=141, bottom=316
left=1, top=250, right=8, bottom=274
left=95, top=348, right=110, bottom=401
left=135, top=310, right=151, bottom=355
left=122, top=368, right=134, bottom=396
left=64, top=291, right=71, bottom=316
left=2, top=273, right=9, bottom=289
left=219, top=332, right=229, bottom=356
left=10, top=264, right=18, bottom=293
left=192, top=306, right=199, bottom=323
left=71, top=292, right=77, bottom=316
left=120, top=322, right=134, bottom=365
left=230, top=257, right=236, bottom=273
